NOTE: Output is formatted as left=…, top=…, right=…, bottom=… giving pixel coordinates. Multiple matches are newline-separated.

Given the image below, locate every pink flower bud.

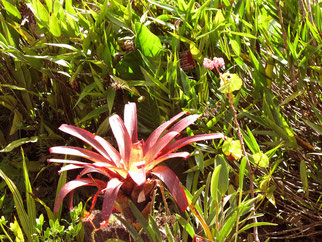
left=203, top=58, right=216, bottom=70
left=213, top=57, right=225, bottom=68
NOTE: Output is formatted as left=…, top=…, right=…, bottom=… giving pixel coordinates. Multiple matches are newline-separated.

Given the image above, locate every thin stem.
left=276, top=0, right=296, bottom=83
left=215, top=66, right=259, bottom=242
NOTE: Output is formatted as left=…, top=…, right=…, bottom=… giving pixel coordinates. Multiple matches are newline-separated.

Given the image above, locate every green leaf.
left=238, top=222, right=276, bottom=234
left=49, top=14, right=61, bottom=37
left=252, top=152, right=269, bottom=168
left=135, top=22, right=163, bottom=57
left=219, top=211, right=237, bottom=242
left=210, top=165, right=222, bottom=203
left=191, top=185, right=205, bottom=205
left=74, top=82, right=97, bottom=108
left=33, top=0, right=50, bottom=25
left=77, top=104, right=109, bottom=124
left=55, top=167, right=67, bottom=219
left=194, top=149, right=204, bottom=174
left=9, top=217, right=24, bottom=241
left=0, top=169, right=32, bottom=240
left=222, top=138, right=243, bottom=160
left=9, top=110, right=23, bottom=135
left=239, top=157, right=247, bottom=190
left=215, top=155, right=229, bottom=195
left=106, top=88, right=116, bottom=115
left=128, top=201, right=155, bottom=242
left=231, top=38, right=241, bottom=56
left=0, top=137, right=38, bottom=153
left=304, top=120, right=322, bottom=135
left=113, top=214, right=143, bottom=242
left=176, top=215, right=195, bottom=238
left=34, top=197, right=56, bottom=221
left=300, top=160, right=309, bottom=196
left=219, top=73, right=243, bottom=94
left=1, top=0, right=21, bottom=19
left=22, top=149, right=36, bottom=232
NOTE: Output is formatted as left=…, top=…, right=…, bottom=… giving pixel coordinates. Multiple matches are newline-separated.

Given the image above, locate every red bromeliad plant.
left=48, top=103, right=224, bottom=228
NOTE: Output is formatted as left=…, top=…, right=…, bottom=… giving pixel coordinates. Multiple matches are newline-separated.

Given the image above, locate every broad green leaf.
left=49, top=14, right=61, bottom=37
left=33, top=0, right=50, bottom=25
left=9, top=217, right=24, bottom=241
left=1, top=0, right=21, bottom=19
left=219, top=73, right=243, bottom=94
left=189, top=42, right=203, bottom=63
left=135, top=22, right=163, bottom=57
left=252, top=152, right=269, bottom=168
left=215, top=155, right=229, bottom=195
left=214, top=10, right=225, bottom=25
left=210, top=165, right=222, bottom=203
left=0, top=137, right=38, bottom=153
left=222, top=138, right=243, bottom=160
left=231, top=38, right=241, bottom=56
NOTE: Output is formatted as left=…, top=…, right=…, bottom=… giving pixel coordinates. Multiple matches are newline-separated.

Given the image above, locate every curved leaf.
left=145, top=152, right=190, bottom=171
left=159, top=133, right=224, bottom=157
left=50, top=146, right=115, bottom=165
left=143, top=111, right=186, bottom=153
left=58, top=124, right=111, bottom=160
left=144, top=131, right=179, bottom=164
left=101, top=178, right=123, bottom=221
left=168, top=114, right=200, bottom=133
left=124, top=102, right=138, bottom=143
left=152, top=166, right=188, bottom=211
left=109, top=114, right=132, bottom=168
left=54, top=178, right=106, bottom=214
left=94, top=135, right=122, bottom=167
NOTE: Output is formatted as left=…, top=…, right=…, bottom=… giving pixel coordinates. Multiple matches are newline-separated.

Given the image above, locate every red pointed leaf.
left=128, top=166, right=146, bottom=186
left=59, top=124, right=111, bottom=160
left=145, top=152, right=190, bottom=171
left=158, top=133, right=224, bottom=158
left=54, top=178, right=106, bottom=214
left=124, top=102, right=138, bottom=143
left=109, top=114, right=132, bottom=168
left=50, top=146, right=114, bottom=165
left=144, top=131, right=180, bottom=164
left=143, top=112, right=186, bottom=153
left=101, top=178, right=123, bottom=221
left=94, top=136, right=122, bottom=167
left=168, top=114, right=200, bottom=133
left=48, top=159, right=128, bottom=178
left=152, top=166, right=188, bottom=211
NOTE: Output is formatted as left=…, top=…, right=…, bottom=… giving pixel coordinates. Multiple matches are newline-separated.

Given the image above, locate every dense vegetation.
left=0, top=0, right=321, bottom=241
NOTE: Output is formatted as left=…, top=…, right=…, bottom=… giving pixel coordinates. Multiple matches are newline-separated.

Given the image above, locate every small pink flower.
left=203, top=58, right=216, bottom=70
left=213, top=57, right=225, bottom=68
